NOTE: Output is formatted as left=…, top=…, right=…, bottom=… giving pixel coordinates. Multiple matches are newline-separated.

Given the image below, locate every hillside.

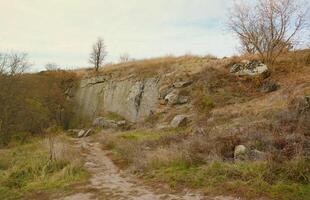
left=0, top=50, right=309, bottom=200
left=69, top=50, right=310, bottom=199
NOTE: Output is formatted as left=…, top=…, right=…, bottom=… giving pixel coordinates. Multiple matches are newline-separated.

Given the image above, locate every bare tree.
left=89, top=37, right=107, bottom=71
left=119, top=53, right=130, bottom=63
left=228, top=0, right=308, bottom=63
left=45, top=62, right=59, bottom=71
left=0, top=52, right=30, bottom=76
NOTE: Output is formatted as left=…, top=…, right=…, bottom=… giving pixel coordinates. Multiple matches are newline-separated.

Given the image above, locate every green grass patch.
left=0, top=139, right=88, bottom=200
left=143, top=159, right=310, bottom=200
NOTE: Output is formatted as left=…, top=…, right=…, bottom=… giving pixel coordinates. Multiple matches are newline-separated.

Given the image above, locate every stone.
left=170, top=115, right=188, bottom=128
left=234, top=145, right=247, bottom=160
left=173, top=80, right=193, bottom=88
left=84, top=129, right=93, bottom=137
left=76, top=77, right=159, bottom=123
left=92, top=117, right=126, bottom=129
left=67, top=129, right=81, bottom=134
left=164, top=90, right=190, bottom=105
left=230, top=60, right=269, bottom=77
left=77, top=130, right=86, bottom=138
left=249, top=149, right=266, bottom=161
left=164, top=90, right=179, bottom=105
left=178, top=96, right=189, bottom=104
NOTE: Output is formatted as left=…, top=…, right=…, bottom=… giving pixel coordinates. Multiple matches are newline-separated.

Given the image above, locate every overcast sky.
left=0, top=0, right=237, bottom=71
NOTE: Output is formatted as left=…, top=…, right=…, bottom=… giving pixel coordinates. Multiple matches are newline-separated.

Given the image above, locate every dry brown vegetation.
left=0, top=69, right=78, bottom=147
left=98, top=49, right=310, bottom=200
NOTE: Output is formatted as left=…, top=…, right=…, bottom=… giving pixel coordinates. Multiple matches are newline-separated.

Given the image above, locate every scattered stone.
left=260, top=80, right=280, bottom=93
left=155, top=124, right=170, bottom=130
left=230, top=60, right=269, bottom=77
left=170, top=115, right=188, bottom=128
left=178, top=96, right=189, bottom=104
left=165, top=90, right=179, bottom=104
left=234, top=145, right=247, bottom=160
left=164, top=90, right=190, bottom=105
left=249, top=149, right=266, bottom=161
left=84, top=129, right=93, bottom=137
left=92, top=117, right=126, bottom=129
left=67, top=129, right=81, bottom=134
left=173, top=80, right=193, bottom=88
left=78, top=130, right=86, bottom=138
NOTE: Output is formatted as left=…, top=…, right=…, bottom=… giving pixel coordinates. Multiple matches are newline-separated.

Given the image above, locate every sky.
left=0, top=0, right=237, bottom=71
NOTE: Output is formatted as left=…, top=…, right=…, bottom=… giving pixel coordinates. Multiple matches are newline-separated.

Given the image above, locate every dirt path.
left=57, top=138, right=238, bottom=200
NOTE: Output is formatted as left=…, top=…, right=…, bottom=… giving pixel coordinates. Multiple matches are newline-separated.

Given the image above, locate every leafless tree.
left=228, top=0, right=308, bottom=64
left=0, top=52, right=30, bottom=76
left=119, top=53, right=130, bottom=63
left=89, top=37, right=107, bottom=71
left=45, top=62, right=59, bottom=71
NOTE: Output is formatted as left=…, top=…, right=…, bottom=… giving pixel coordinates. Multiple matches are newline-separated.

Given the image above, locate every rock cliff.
left=75, top=75, right=160, bottom=122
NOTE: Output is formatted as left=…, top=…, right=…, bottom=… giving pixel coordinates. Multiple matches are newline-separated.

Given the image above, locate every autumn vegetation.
left=0, top=0, right=309, bottom=199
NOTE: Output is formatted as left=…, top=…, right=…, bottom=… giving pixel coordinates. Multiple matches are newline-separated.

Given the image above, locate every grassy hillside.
left=97, top=50, right=310, bottom=200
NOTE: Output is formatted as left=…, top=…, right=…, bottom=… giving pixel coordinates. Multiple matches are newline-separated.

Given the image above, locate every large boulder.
left=234, top=145, right=247, bottom=160
left=170, top=115, right=188, bottom=128
left=93, top=117, right=126, bottom=129
left=230, top=60, right=269, bottom=77
left=164, top=90, right=189, bottom=105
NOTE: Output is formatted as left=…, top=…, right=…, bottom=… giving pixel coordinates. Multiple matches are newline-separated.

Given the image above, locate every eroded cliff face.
left=75, top=75, right=160, bottom=122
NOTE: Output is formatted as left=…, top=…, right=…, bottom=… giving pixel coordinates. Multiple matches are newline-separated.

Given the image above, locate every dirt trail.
left=58, top=138, right=238, bottom=200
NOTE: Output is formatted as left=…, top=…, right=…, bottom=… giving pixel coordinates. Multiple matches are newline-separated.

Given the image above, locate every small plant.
left=197, top=95, right=215, bottom=112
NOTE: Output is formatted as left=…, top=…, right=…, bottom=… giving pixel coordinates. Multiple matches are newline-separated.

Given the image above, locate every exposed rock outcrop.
left=93, top=117, right=126, bottom=129
left=75, top=76, right=160, bottom=122
left=170, top=115, right=188, bottom=128
left=164, top=90, right=189, bottom=105
left=230, top=60, right=269, bottom=77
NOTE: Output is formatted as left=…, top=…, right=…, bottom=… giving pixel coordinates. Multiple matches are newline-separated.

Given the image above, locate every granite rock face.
left=75, top=76, right=160, bottom=122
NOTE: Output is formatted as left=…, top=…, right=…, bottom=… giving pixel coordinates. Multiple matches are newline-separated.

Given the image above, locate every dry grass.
left=0, top=134, right=88, bottom=200
left=84, top=49, right=310, bottom=199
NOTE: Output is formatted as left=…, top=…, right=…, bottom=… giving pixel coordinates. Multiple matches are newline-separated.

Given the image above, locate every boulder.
left=230, top=60, right=269, bottom=77
left=164, top=90, right=190, bottom=105
left=173, top=80, right=193, bottom=88
left=77, top=130, right=86, bottom=138
left=83, top=129, right=93, bottom=137
left=178, top=96, right=189, bottom=104
left=249, top=149, right=266, bottom=161
left=170, top=115, right=188, bottom=128
left=165, top=90, right=179, bottom=104
left=234, top=145, right=247, bottom=160
left=67, top=129, right=81, bottom=134
left=92, top=117, right=126, bottom=129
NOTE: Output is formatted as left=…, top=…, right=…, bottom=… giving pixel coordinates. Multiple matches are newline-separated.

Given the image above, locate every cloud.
left=0, top=0, right=236, bottom=71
